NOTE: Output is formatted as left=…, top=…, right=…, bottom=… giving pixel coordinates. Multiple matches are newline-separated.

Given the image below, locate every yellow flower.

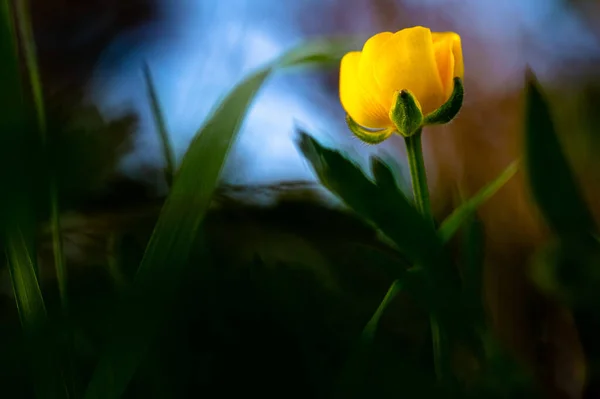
left=339, top=26, right=464, bottom=130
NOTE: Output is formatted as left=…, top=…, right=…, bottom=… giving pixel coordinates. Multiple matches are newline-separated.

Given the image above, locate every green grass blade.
left=361, top=279, right=403, bottom=341
left=13, top=0, right=45, bottom=137
left=13, top=0, right=67, bottom=312
left=5, top=229, right=46, bottom=342
left=1, top=2, right=68, bottom=397
left=277, top=36, right=362, bottom=69
left=460, top=214, right=485, bottom=325
left=143, top=62, right=176, bottom=188
left=0, top=0, right=22, bottom=112
left=82, top=38, right=356, bottom=399
left=438, top=160, right=519, bottom=243
left=336, top=280, right=403, bottom=381
left=524, top=70, right=596, bottom=237
left=5, top=225, right=69, bottom=399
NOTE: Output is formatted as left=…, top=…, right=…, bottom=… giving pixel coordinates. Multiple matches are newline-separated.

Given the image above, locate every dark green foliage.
left=4, top=3, right=600, bottom=397
left=524, top=71, right=600, bottom=398
left=524, top=71, right=596, bottom=239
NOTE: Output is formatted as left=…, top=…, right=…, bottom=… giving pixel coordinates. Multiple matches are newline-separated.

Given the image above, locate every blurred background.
left=3, top=0, right=600, bottom=398
left=81, top=0, right=600, bottom=187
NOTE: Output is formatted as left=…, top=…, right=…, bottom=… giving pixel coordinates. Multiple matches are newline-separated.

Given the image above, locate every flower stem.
left=404, top=129, right=445, bottom=383
left=404, top=131, right=433, bottom=225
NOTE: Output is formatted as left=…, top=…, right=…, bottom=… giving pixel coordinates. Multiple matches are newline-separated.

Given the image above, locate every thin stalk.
left=404, top=131, right=433, bottom=225
left=13, top=1, right=74, bottom=395
left=106, top=233, right=128, bottom=291
left=14, top=0, right=68, bottom=310
left=50, top=183, right=67, bottom=308
left=404, top=129, right=446, bottom=383
left=143, top=62, right=176, bottom=187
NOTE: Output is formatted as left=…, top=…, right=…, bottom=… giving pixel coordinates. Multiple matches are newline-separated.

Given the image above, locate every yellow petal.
left=432, top=34, right=455, bottom=99
left=339, top=51, right=392, bottom=129
left=373, top=26, right=445, bottom=115
left=358, top=32, right=394, bottom=90
left=432, top=31, right=464, bottom=80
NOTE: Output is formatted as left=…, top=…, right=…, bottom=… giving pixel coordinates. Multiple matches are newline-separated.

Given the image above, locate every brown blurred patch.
left=29, top=0, right=161, bottom=98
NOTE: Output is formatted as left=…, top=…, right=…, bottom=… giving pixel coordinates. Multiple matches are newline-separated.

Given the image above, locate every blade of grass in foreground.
left=14, top=0, right=68, bottom=310
left=83, top=38, right=357, bottom=399
left=334, top=280, right=403, bottom=389
left=5, top=225, right=69, bottom=398
left=524, top=69, right=596, bottom=238
left=1, top=1, right=68, bottom=397
left=438, top=160, right=519, bottom=243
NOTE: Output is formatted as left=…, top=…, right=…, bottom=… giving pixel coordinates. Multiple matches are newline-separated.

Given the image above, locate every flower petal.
left=432, top=34, right=455, bottom=99
left=339, top=51, right=392, bottom=129
left=432, top=31, right=464, bottom=79
left=373, top=26, right=445, bottom=115
left=358, top=32, right=394, bottom=87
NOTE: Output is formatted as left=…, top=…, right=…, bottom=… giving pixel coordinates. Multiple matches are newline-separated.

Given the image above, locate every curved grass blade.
left=334, top=280, right=403, bottom=388
left=1, top=1, right=69, bottom=397
left=83, top=38, right=357, bottom=399
left=524, top=70, right=596, bottom=237
left=14, top=0, right=68, bottom=313
left=438, top=160, right=519, bottom=243
left=5, top=225, right=69, bottom=399
left=361, top=279, right=403, bottom=341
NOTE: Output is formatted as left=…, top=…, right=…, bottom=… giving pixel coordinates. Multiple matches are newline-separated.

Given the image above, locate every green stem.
left=429, top=314, right=443, bottom=381
left=50, top=181, right=68, bottom=310
left=404, top=131, right=433, bottom=225
left=143, top=62, right=176, bottom=188
left=404, top=129, right=445, bottom=383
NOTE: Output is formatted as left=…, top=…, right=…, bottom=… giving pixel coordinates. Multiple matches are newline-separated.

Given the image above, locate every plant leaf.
left=143, top=62, right=176, bottom=188
left=82, top=37, right=357, bottom=399
left=524, top=70, right=596, bottom=237
left=333, top=280, right=403, bottom=392
left=297, top=133, right=443, bottom=272
left=297, top=133, right=462, bottom=320
left=361, top=280, right=403, bottom=342
left=370, top=156, right=401, bottom=194
left=1, top=2, right=68, bottom=397
left=438, top=160, right=519, bottom=243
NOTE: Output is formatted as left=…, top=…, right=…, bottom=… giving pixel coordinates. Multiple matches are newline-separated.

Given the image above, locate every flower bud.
left=389, top=89, right=423, bottom=137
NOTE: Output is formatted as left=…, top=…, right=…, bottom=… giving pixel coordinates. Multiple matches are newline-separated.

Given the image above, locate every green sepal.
left=345, top=114, right=394, bottom=145
left=423, top=77, right=464, bottom=125
left=389, top=89, right=423, bottom=137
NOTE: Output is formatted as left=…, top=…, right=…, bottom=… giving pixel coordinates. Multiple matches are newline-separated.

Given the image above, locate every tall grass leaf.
left=461, top=215, right=485, bottom=325
left=333, top=280, right=403, bottom=394
left=1, top=1, right=67, bottom=397
left=0, top=0, right=23, bottom=123
left=361, top=279, right=403, bottom=341
left=83, top=38, right=357, bottom=399
left=143, top=62, right=176, bottom=188
left=438, top=160, right=519, bottom=243
left=13, top=0, right=68, bottom=313
left=524, top=70, right=596, bottom=237
left=5, top=226, right=68, bottom=399
left=13, top=0, right=45, bottom=136
left=278, top=36, right=362, bottom=69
